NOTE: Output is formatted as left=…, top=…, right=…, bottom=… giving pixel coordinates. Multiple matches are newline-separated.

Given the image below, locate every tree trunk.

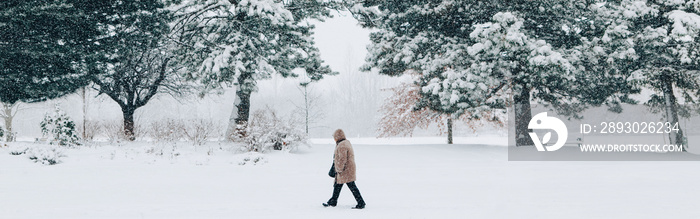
left=1, top=103, right=15, bottom=142
left=447, top=116, right=453, bottom=144
left=225, top=86, right=252, bottom=140
left=514, top=84, right=534, bottom=146
left=225, top=72, right=255, bottom=140
left=661, top=73, right=686, bottom=151
left=234, top=88, right=252, bottom=126
left=122, top=107, right=136, bottom=141
left=82, top=87, right=87, bottom=139
left=304, top=85, right=309, bottom=134
left=225, top=95, right=239, bottom=140
left=3, top=112, right=12, bottom=142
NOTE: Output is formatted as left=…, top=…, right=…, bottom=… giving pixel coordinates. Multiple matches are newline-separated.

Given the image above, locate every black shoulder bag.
left=328, top=162, right=336, bottom=177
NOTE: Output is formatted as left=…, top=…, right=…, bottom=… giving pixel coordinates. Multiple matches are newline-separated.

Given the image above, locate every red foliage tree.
left=377, top=75, right=504, bottom=140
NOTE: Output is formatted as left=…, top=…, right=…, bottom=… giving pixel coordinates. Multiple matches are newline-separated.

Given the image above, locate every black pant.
left=327, top=181, right=365, bottom=207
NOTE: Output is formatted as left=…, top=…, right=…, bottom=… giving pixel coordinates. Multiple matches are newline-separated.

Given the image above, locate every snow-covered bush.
left=145, top=119, right=219, bottom=145
left=148, top=119, right=184, bottom=143
left=40, top=105, right=81, bottom=147
left=9, top=146, right=28, bottom=155
left=27, top=147, right=66, bottom=165
left=233, top=108, right=307, bottom=153
left=182, top=119, right=218, bottom=145
left=0, top=126, right=4, bottom=139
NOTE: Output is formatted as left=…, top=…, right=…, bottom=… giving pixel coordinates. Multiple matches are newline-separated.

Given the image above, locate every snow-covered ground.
left=2, top=136, right=700, bottom=219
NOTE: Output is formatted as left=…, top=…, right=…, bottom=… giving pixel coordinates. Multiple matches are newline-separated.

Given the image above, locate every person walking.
left=323, top=129, right=366, bottom=209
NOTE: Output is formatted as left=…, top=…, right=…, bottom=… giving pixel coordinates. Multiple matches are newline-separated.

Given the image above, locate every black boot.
left=323, top=183, right=343, bottom=207
left=347, top=182, right=366, bottom=209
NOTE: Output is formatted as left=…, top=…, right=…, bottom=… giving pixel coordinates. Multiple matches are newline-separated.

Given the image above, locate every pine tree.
left=361, top=1, right=634, bottom=146
left=40, top=105, right=82, bottom=147
left=170, top=0, right=338, bottom=139
left=294, top=80, right=324, bottom=135
left=465, top=12, right=578, bottom=146
left=592, top=0, right=700, bottom=150
left=0, top=0, right=98, bottom=105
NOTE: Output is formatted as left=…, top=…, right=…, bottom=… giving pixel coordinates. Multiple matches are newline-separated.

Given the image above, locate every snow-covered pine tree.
left=566, top=7, right=642, bottom=115
left=360, top=1, right=505, bottom=143
left=464, top=12, right=576, bottom=146
left=0, top=0, right=95, bottom=105
left=237, top=107, right=307, bottom=152
left=361, top=1, right=633, bottom=146
left=592, top=0, right=700, bottom=150
left=41, top=105, right=81, bottom=147
left=171, top=0, right=338, bottom=140
left=361, top=1, right=535, bottom=145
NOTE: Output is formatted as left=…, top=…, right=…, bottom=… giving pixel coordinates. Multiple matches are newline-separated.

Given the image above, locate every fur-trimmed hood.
left=333, top=129, right=346, bottom=142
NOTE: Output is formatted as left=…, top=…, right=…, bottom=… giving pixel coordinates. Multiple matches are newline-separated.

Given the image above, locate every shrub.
left=80, top=120, right=102, bottom=142
left=148, top=119, right=184, bottom=143
left=234, top=108, right=307, bottom=153
left=101, top=121, right=126, bottom=142
left=27, top=147, right=66, bottom=165
left=182, top=119, right=218, bottom=145
left=9, top=146, right=28, bottom=155
left=101, top=120, right=146, bottom=142
left=40, top=105, right=81, bottom=147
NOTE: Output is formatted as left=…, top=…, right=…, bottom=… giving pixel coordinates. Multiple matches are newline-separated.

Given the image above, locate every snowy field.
left=2, top=136, right=700, bottom=219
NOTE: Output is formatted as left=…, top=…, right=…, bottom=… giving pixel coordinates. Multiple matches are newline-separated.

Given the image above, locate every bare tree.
left=293, top=81, right=325, bottom=135
left=81, top=87, right=88, bottom=140
left=0, top=102, right=22, bottom=142
left=87, top=1, right=192, bottom=141
left=90, top=44, right=190, bottom=141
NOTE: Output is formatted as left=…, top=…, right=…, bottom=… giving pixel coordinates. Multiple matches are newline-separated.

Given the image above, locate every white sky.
left=311, top=12, right=372, bottom=75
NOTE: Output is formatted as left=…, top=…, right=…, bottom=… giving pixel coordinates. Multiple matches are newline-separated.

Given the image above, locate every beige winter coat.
left=334, top=139, right=357, bottom=184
